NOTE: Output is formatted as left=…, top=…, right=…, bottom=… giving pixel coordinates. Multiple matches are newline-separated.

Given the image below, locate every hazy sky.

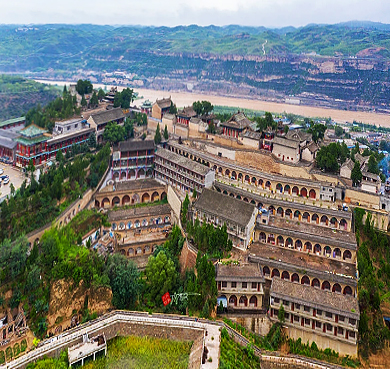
left=1, top=0, right=389, bottom=27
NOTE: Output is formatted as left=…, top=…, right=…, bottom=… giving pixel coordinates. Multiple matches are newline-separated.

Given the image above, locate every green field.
left=83, top=336, right=192, bottom=369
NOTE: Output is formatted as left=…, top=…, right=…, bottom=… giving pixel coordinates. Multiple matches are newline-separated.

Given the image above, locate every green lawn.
left=83, top=336, right=192, bottom=369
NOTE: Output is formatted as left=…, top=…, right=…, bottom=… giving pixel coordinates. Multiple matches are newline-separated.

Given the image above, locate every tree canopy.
left=351, top=161, right=362, bottom=186
left=75, top=79, right=93, bottom=95
left=316, top=142, right=349, bottom=173
left=308, top=123, right=327, bottom=143
left=107, top=254, right=140, bottom=309
left=113, top=88, right=134, bottom=109
left=145, top=251, right=177, bottom=306
left=255, top=112, right=276, bottom=131
left=103, top=122, right=126, bottom=145
left=154, top=123, right=162, bottom=144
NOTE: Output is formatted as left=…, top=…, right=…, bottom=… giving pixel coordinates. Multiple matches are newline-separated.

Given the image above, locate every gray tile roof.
left=194, top=188, right=257, bottom=227
left=271, top=278, right=359, bottom=318
left=155, top=97, right=172, bottom=109
left=108, top=203, right=171, bottom=221
left=273, top=136, right=300, bottom=149
left=100, top=178, right=164, bottom=193
left=216, top=263, right=264, bottom=282
left=90, top=107, right=125, bottom=125
left=155, top=147, right=210, bottom=175
left=118, top=139, right=155, bottom=153
left=222, top=112, right=252, bottom=130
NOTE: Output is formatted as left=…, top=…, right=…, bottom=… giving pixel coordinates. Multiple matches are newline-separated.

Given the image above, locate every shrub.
left=0, top=351, right=4, bottom=364
left=5, top=347, right=12, bottom=360
left=21, top=339, right=27, bottom=352
left=13, top=343, right=20, bottom=357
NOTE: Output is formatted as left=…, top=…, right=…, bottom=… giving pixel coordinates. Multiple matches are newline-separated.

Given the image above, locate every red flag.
left=162, top=292, right=171, bottom=306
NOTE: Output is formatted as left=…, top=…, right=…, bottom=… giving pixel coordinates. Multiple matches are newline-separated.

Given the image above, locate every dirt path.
left=35, top=79, right=390, bottom=127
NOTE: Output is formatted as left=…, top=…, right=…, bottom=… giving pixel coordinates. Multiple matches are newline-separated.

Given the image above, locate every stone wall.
left=167, top=185, right=182, bottom=223
left=179, top=242, right=198, bottom=272
left=286, top=326, right=357, bottom=358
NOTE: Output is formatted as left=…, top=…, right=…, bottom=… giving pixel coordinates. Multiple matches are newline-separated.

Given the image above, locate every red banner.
left=162, top=292, right=171, bottom=306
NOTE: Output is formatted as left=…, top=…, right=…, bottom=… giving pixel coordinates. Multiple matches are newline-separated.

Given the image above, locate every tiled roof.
left=0, top=116, right=25, bottom=128
left=194, top=188, right=257, bottom=227
left=216, top=263, right=264, bottom=282
left=273, top=136, right=300, bottom=149
left=118, top=139, right=155, bottom=153
left=155, top=97, right=172, bottom=109
left=286, top=130, right=312, bottom=142
left=155, top=147, right=210, bottom=175
left=341, top=158, right=354, bottom=171
left=108, top=203, right=171, bottom=221
left=241, top=130, right=261, bottom=140
left=20, top=124, right=48, bottom=138
left=100, top=178, right=164, bottom=193
left=177, top=106, right=197, bottom=118
left=90, top=107, right=125, bottom=125
left=221, top=112, right=252, bottom=130
left=271, top=278, right=359, bottom=318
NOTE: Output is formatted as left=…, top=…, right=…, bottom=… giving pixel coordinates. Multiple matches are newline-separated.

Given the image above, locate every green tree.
left=335, top=125, right=344, bottom=137
left=80, top=94, right=87, bottom=109
left=193, top=101, right=203, bottom=116
left=0, top=236, right=29, bottom=281
left=367, top=154, right=379, bottom=174
left=207, top=121, right=216, bottom=134
left=76, top=79, right=93, bottom=95
left=154, top=123, right=162, bottom=144
left=164, top=125, right=169, bottom=140
left=278, top=304, right=285, bottom=323
left=169, top=101, right=177, bottom=115
left=316, top=142, right=349, bottom=173
left=201, top=101, right=213, bottom=116
left=308, top=123, right=327, bottom=143
left=89, top=91, right=99, bottom=107
left=181, top=194, right=190, bottom=225
left=283, top=125, right=289, bottom=134
left=145, top=251, right=177, bottom=306
left=351, top=161, right=363, bottom=186
left=103, top=122, right=125, bottom=145
left=10, top=183, right=15, bottom=197
left=55, top=150, right=64, bottom=164
left=107, top=254, right=140, bottom=309
left=124, top=119, right=134, bottom=139
left=88, top=132, right=96, bottom=148
left=97, top=89, right=106, bottom=101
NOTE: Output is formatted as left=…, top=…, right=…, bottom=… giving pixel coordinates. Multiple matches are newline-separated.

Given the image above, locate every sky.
left=0, top=0, right=389, bottom=27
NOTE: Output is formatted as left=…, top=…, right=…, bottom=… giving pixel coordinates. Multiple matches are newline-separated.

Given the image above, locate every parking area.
left=0, top=163, right=26, bottom=199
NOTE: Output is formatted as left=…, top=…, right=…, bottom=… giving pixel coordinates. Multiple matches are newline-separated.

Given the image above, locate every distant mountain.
left=0, top=22, right=390, bottom=110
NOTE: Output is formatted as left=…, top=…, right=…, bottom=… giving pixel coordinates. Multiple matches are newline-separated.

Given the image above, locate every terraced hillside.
left=1, top=22, right=390, bottom=110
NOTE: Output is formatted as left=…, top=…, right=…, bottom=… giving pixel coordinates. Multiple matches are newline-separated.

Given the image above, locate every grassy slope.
left=0, top=75, right=60, bottom=120
left=83, top=336, right=192, bottom=369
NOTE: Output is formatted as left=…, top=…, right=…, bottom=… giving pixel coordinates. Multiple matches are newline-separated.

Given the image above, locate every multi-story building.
left=269, top=278, right=359, bottom=357
left=193, top=188, right=257, bottom=249
left=46, top=120, right=94, bottom=160
left=216, top=262, right=265, bottom=311
left=177, top=106, right=197, bottom=126
left=15, top=124, right=49, bottom=167
left=111, top=140, right=155, bottom=181
left=15, top=120, right=94, bottom=167
left=220, top=112, right=252, bottom=138
left=154, top=147, right=215, bottom=194
left=152, top=97, right=172, bottom=120
left=105, top=203, right=172, bottom=267
left=87, top=107, right=125, bottom=143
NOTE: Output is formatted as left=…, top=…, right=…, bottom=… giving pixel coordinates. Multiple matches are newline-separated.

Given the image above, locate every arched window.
left=282, top=271, right=290, bottom=280
left=291, top=273, right=299, bottom=283
left=301, top=276, right=310, bottom=285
